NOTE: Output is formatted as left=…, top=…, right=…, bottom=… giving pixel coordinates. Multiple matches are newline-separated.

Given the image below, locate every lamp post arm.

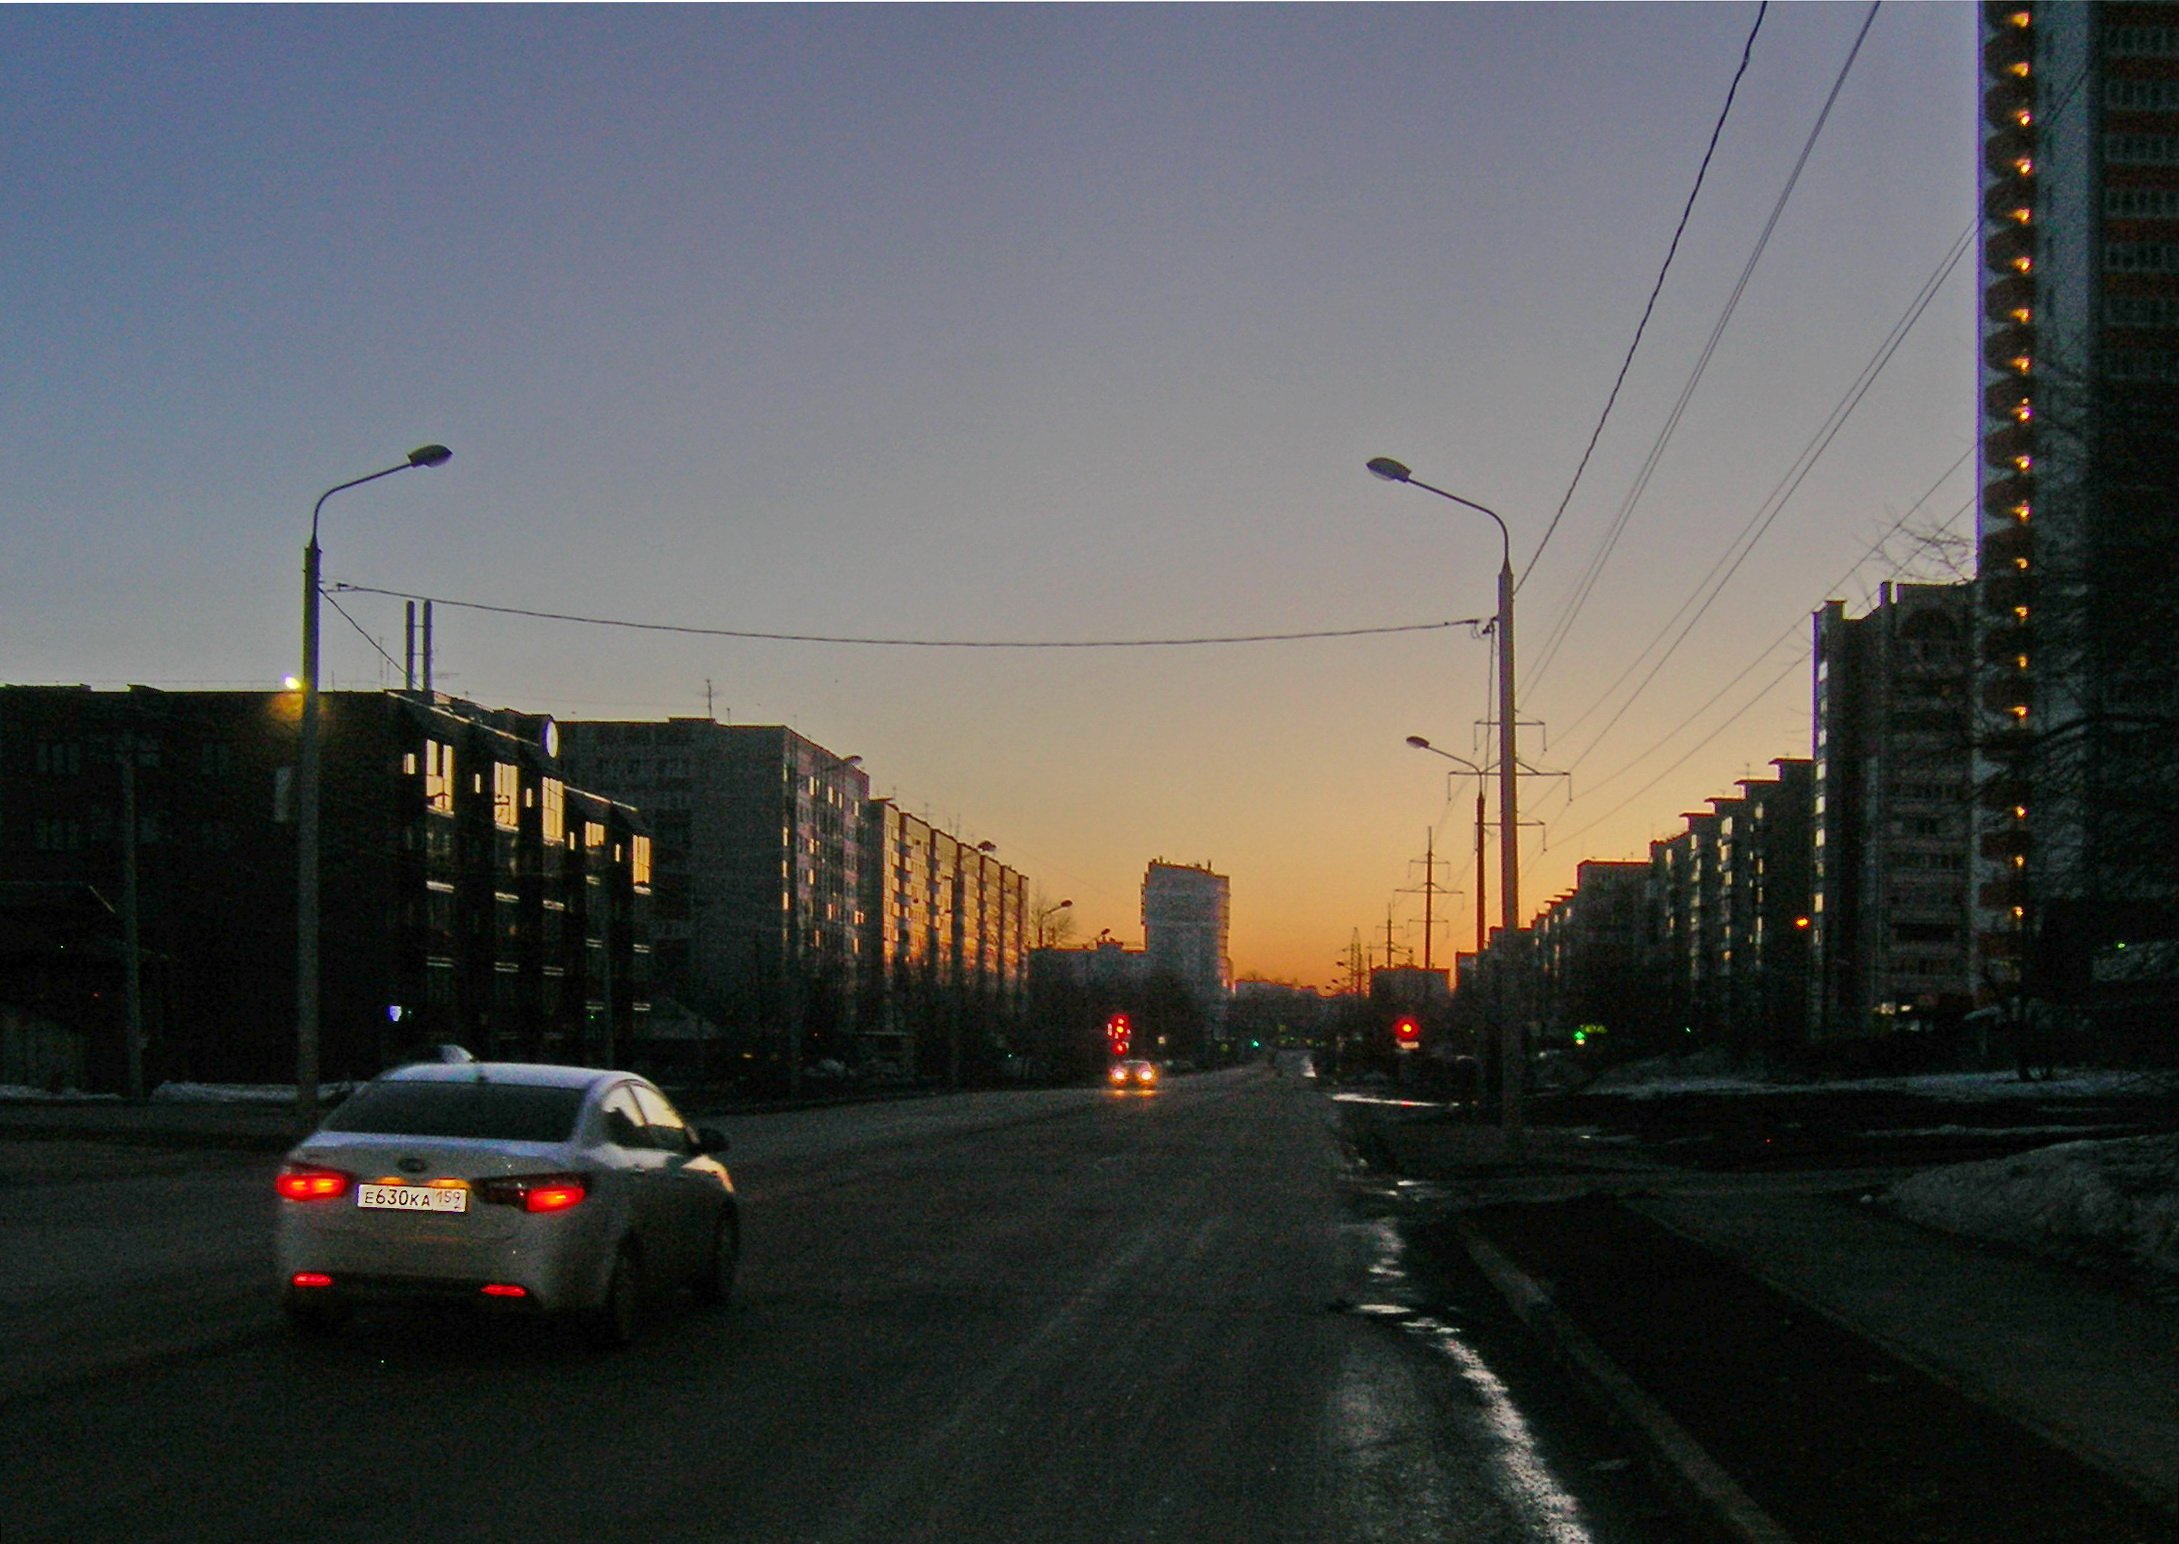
left=1397, top=476, right=1511, bottom=573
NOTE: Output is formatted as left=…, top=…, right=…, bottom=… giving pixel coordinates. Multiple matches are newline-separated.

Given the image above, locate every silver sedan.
left=273, top=1061, right=737, bottom=1346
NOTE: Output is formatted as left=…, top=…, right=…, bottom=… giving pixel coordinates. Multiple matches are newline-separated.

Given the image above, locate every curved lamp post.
left=1370, top=456, right=1522, bottom=1146
left=1035, top=897, right=1074, bottom=949
left=1406, top=735, right=1489, bottom=957
left=297, top=445, right=452, bottom=1129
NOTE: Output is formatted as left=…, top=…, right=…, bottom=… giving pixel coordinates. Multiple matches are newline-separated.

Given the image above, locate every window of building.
left=493, top=761, right=519, bottom=830
left=34, top=739, right=81, bottom=777
left=2107, top=76, right=2179, bottom=110
left=2105, top=188, right=2179, bottom=222
left=631, top=835, right=651, bottom=886
left=423, top=741, right=455, bottom=811
left=2106, top=240, right=2179, bottom=274
left=2107, top=24, right=2179, bottom=56
left=2105, top=133, right=2179, bottom=164
left=2109, top=348, right=2179, bottom=381
left=541, top=779, right=565, bottom=845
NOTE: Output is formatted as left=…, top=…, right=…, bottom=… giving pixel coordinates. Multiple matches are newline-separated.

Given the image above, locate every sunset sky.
left=4, top=4, right=1979, bottom=988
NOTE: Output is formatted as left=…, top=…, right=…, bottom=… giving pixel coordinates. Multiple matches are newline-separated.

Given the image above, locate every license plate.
left=357, top=1183, right=468, bottom=1213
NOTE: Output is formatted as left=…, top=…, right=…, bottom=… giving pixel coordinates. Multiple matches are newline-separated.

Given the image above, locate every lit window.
left=424, top=741, right=456, bottom=811
left=493, top=762, right=519, bottom=830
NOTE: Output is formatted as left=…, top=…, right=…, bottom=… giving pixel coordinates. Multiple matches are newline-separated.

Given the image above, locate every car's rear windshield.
left=320, top=1081, right=585, bottom=1143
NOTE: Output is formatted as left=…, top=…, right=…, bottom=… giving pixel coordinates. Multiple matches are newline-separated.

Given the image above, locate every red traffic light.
left=1392, top=1016, right=1421, bottom=1049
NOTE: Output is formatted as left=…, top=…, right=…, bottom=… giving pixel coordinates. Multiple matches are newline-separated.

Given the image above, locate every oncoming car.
left=1108, top=1058, right=1160, bottom=1092
left=273, top=1062, right=736, bottom=1346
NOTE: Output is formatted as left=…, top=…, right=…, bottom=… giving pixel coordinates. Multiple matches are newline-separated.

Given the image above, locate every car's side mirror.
left=695, top=1126, right=729, bottom=1154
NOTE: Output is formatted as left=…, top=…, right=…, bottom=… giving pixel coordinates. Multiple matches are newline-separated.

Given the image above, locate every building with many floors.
left=554, top=720, right=871, bottom=1075
left=1815, top=585, right=1976, bottom=1036
left=1141, top=860, right=1231, bottom=1017
left=0, top=685, right=650, bottom=1086
left=1975, top=1, right=2179, bottom=1041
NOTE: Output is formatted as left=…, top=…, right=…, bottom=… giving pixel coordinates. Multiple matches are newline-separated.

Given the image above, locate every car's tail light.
left=291, top=1272, right=335, bottom=1289
left=480, top=1283, right=529, bottom=1298
left=477, top=1174, right=588, bottom=1213
left=276, top=1165, right=353, bottom=1202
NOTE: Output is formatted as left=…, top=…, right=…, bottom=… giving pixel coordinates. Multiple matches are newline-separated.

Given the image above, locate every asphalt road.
left=0, top=1069, right=1674, bottom=1544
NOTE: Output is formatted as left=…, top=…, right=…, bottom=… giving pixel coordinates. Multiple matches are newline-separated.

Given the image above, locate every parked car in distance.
left=274, top=1061, right=736, bottom=1347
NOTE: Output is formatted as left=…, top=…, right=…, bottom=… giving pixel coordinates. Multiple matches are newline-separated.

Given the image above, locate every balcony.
left=1981, top=827, right=2031, bottom=862
left=1986, top=224, right=2035, bottom=273
left=1984, top=378, right=2034, bottom=424
left=1980, top=522, right=2033, bottom=569
left=1982, top=668, right=2033, bottom=714
left=1984, top=78, right=2034, bottom=132
left=1983, top=419, right=2034, bottom=470
left=1983, top=272, right=2035, bottom=327
left=1983, top=178, right=2035, bottom=228
left=1983, top=324, right=2036, bottom=375
left=1978, top=622, right=2034, bottom=666
left=1980, top=569, right=2033, bottom=613
left=1983, top=470, right=2033, bottom=515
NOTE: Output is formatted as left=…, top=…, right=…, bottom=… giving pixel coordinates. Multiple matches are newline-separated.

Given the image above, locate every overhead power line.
left=1527, top=0, right=1883, bottom=690
left=329, top=583, right=1487, bottom=650
left=1547, top=467, right=1976, bottom=848
left=1523, top=0, right=1769, bottom=582
left=1553, top=220, right=1976, bottom=771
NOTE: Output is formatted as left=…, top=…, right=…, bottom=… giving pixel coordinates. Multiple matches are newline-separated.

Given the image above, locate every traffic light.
left=1106, top=1013, right=1132, bottom=1057
left=1392, top=1016, right=1420, bottom=1051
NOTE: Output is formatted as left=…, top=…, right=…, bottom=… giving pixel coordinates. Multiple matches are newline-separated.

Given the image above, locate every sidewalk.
left=1343, top=1098, right=2179, bottom=1526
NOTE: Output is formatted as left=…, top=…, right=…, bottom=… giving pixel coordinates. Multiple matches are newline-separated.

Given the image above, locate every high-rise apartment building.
left=1815, top=585, right=1976, bottom=1036
left=556, top=720, right=869, bottom=1060
left=1140, top=861, right=1231, bottom=1019
left=1975, top=2, right=2179, bottom=1037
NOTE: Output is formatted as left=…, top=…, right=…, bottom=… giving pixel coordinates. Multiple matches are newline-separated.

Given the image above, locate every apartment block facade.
left=0, top=686, right=650, bottom=1085
left=1975, top=1, right=2179, bottom=1036
left=1815, top=586, right=1976, bottom=1036
left=554, top=720, right=872, bottom=1067
left=861, top=800, right=1028, bottom=1079
left=1141, top=860, right=1231, bottom=1015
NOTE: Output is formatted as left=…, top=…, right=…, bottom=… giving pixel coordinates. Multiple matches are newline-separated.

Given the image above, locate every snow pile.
left=1888, top=1134, right=2179, bottom=1281
left=0, top=1083, right=118, bottom=1102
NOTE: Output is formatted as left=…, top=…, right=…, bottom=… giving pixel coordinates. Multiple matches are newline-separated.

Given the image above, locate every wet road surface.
left=1, top=1070, right=1672, bottom=1542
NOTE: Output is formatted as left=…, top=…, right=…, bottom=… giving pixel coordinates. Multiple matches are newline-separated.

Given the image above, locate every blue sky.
left=3, top=3, right=1978, bottom=984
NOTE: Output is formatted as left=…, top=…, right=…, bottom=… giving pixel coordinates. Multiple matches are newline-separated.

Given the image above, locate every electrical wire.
left=321, top=589, right=407, bottom=680
left=1527, top=0, right=1882, bottom=690
left=327, top=584, right=1487, bottom=649
left=1546, top=473, right=1977, bottom=848
left=1553, top=220, right=1975, bottom=771
left=1523, top=0, right=1769, bottom=583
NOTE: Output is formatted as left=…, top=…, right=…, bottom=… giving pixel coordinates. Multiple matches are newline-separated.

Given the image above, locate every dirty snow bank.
left=1888, top=1133, right=2179, bottom=1281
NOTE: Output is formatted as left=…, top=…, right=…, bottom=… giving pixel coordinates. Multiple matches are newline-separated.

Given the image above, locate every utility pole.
left=119, top=736, right=144, bottom=1100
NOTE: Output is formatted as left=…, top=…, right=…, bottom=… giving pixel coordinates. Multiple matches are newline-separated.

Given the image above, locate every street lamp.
left=1035, top=897, right=1074, bottom=948
left=296, top=444, right=452, bottom=1130
left=1370, top=456, right=1522, bottom=1146
left=1406, top=735, right=1489, bottom=957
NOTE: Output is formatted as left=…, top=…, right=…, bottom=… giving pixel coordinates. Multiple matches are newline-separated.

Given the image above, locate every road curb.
left=1455, top=1217, right=1797, bottom=1544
